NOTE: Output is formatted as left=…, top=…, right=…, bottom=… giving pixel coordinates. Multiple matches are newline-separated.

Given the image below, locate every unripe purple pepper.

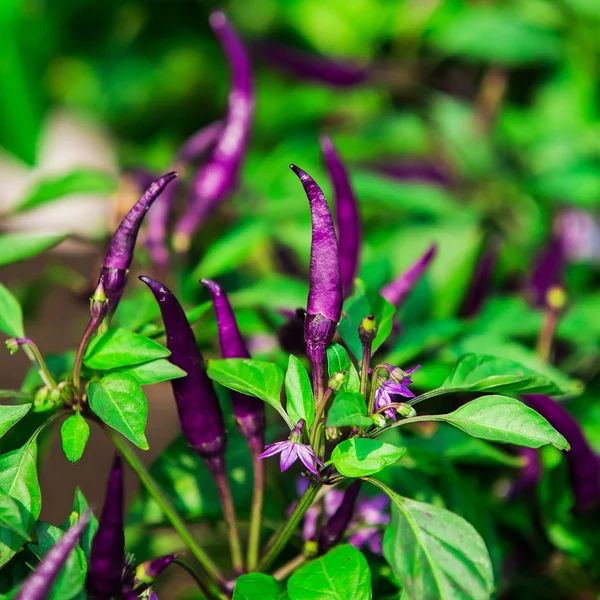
left=174, top=12, right=254, bottom=250
left=135, top=554, right=177, bottom=586
left=290, top=164, right=342, bottom=395
left=86, top=456, right=125, bottom=599
left=320, top=135, right=361, bottom=298
left=318, top=481, right=361, bottom=553
left=15, top=512, right=90, bottom=600
left=200, top=279, right=265, bottom=451
left=140, top=276, right=226, bottom=468
left=99, top=172, right=177, bottom=315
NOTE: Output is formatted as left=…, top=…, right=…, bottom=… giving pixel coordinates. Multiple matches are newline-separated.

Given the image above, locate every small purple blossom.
left=348, top=494, right=390, bottom=554
left=374, top=366, right=420, bottom=420
left=258, top=420, right=322, bottom=474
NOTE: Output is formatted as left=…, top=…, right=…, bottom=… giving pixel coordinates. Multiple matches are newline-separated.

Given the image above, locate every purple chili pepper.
left=320, top=135, right=361, bottom=298
left=529, top=236, right=565, bottom=308
left=139, top=276, right=226, bottom=469
left=86, top=456, right=125, bottom=599
left=318, top=481, right=361, bottom=553
left=460, top=237, right=501, bottom=317
left=200, top=279, right=265, bottom=451
left=380, top=243, right=437, bottom=307
left=523, top=395, right=599, bottom=511
left=507, top=447, right=542, bottom=500
left=255, top=41, right=369, bottom=87
left=174, top=12, right=254, bottom=251
left=99, top=172, right=177, bottom=314
left=290, top=164, right=342, bottom=395
left=135, top=554, right=177, bottom=586
left=367, top=159, right=454, bottom=186
left=175, top=121, right=224, bottom=165
left=15, top=512, right=90, bottom=600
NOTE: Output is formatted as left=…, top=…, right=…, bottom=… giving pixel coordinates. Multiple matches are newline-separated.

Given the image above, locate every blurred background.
left=2, top=0, right=600, bottom=597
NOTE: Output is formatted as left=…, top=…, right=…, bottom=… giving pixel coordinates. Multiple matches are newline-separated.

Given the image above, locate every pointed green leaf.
left=285, top=355, right=315, bottom=428
left=88, top=373, right=149, bottom=449
left=330, top=438, right=405, bottom=477
left=84, top=328, right=170, bottom=370
left=109, top=358, right=186, bottom=385
left=0, top=404, right=31, bottom=438
left=0, top=488, right=30, bottom=540
left=287, top=545, right=372, bottom=600
left=0, top=284, right=24, bottom=338
left=0, top=233, right=66, bottom=268
left=326, top=344, right=360, bottom=393
left=233, top=573, right=288, bottom=599
left=327, top=391, right=373, bottom=428
left=0, top=437, right=40, bottom=567
left=61, top=412, right=90, bottom=463
left=67, top=489, right=98, bottom=560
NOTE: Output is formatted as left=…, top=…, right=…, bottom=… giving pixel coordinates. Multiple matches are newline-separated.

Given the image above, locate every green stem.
left=173, top=557, right=225, bottom=600
left=259, top=481, right=321, bottom=573
left=104, top=428, right=226, bottom=587
left=359, top=342, right=371, bottom=399
left=272, top=554, right=306, bottom=581
left=407, top=387, right=458, bottom=407
left=247, top=447, right=265, bottom=571
left=367, top=365, right=388, bottom=413
left=21, top=342, right=57, bottom=391
left=72, top=315, right=102, bottom=393
left=212, top=468, right=244, bottom=575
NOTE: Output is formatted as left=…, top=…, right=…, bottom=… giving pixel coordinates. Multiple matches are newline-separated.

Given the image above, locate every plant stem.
left=212, top=468, right=244, bottom=575
left=72, top=315, right=102, bottom=393
left=367, top=365, right=388, bottom=413
left=359, top=341, right=371, bottom=399
left=104, top=428, right=226, bottom=587
left=20, top=341, right=57, bottom=391
left=310, top=387, right=333, bottom=459
left=537, top=308, right=558, bottom=362
left=259, top=481, right=320, bottom=573
left=173, top=557, right=225, bottom=600
left=247, top=447, right=265, bottom=571
left=272, top=554, right=307, bottom=581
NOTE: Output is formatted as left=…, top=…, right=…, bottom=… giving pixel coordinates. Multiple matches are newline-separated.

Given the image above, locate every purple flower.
left=255, top=41, right=369, bottom=88
left=291, top=164, right=342, bottom=394
left=201, top=279, right=265, bottom=451
left=374, top=366, right=420, bottom=420
left=174, top=12, right=254, bottom=250
left=556, top=209, right=600, bottom=263
left=86, top=456, right=125, bottom=598
left=380, top=244, right=437, bottom=307
left=15, top=512, right=90, bottom=600
left=258, top=420, right=322, bottom=475
left=140, top=276, right=226, bottom=470
left=348, top=494, right=390, bottom=554
left=99, top=172, right=177, bottom=314
left=320, top=135, right=361, bottom=298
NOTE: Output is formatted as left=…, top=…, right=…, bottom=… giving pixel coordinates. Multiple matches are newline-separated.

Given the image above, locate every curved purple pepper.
left=200, top=279, right=265, bottom=451
left=291, top=165, right=342, bottom=394
left=175, top=121, right=223, bottom=165
left=523, top=394, right=599, bottom=511
left=460, top=237, right=501, bottom=317
left=140, top=276, right=226, bottom=467
left=174, top=12, right=254, bottom=250
left=86, top=456, right=125, bottom=599
left=529, top=236, right=565, bottom=308
left=368, top=159, right=454, bottom=186
left=256, top=41, right=369, bottom=88
left=318, top=481, right=361, bottom=553
left=135, top=553, right=177, bottom=586
left=99, top=172, right=177, bottom=314
left=320, top=135, right=361, bottom=298
left=508, top=447, right=542, bottom=500
left=15, top=512, right=90, bottom=600
left=380, top=243, right=437, bottom=307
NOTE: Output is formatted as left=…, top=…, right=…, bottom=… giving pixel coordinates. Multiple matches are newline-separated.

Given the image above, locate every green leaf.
left=0, top=437, right=40, bottom=567
left=84, top=328, right=170, bottom=370
left=88, top=374, right=149, bottom=450
left=17, top=169, right=117, bottom=212
left=0, top=233, right=66, bottom=268
left=442, top=353, right=562, bottom=395
left=285, top=355, right=314, bottom=428
left=67, top=489, right=98, bottom=560
left=375, top=482, right=494, bottom=600
left=0, top=284, right=24, bottom=338
left=329, top=438, right=406, bottom=477
left=0, top=404, right=31, bottom=438
left=109, top=358, right=186, bottom=385
left=327, top=391, right=373, bottom=428
left=326, top=344, right=360, bottom=392
left=29, top=521, right=87, bottom=600
left=421, top=395, right=569, bottom=450
left=287, top=545, right=372, bottom=600
left=233, top=573, right=287, bottom=599
left=192, top=220, right=268, bottom=280
left=61, top=412, right=90, bottom=463
left=0, top=390, right=34, bottom=400
left=207, top=359, right=291, bottom=428
left=0, top=488, right=30, bottom=540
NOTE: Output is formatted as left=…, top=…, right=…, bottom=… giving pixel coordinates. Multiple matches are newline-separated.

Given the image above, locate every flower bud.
left=325, top=426, right=342, bottom=441
left=328, top=371, right=346, bottom=391
left=135, top=554, right=177, bottom=586
left=395, top=403, right=417, bottom=418
left=358, top=314, right=377, bottom=343
left=90, top=279, right=108, bottom=321
left=371, top=413, right=386, bottom=427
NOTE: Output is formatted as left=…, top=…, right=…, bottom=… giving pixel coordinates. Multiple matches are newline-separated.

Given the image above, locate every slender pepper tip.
left=199, top=278, right=221, bottom=296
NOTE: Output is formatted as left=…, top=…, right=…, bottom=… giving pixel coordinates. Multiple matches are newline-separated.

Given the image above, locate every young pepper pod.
left=318, top=481, right=361, bottom=553
left=99, top=172, right=177, bottom=314
left=86, top=456, right=125, bottom=599
left=140, top=276, right=226, bottom=469
left=15, top=512, right=90, bottom=600
left=320, top=135, right=361, bottom=298
left=290, top=164, right=342, bottom=396
left=200, top=279, right=265, bottom=451
left=174, top=12, right=254, bottom=250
